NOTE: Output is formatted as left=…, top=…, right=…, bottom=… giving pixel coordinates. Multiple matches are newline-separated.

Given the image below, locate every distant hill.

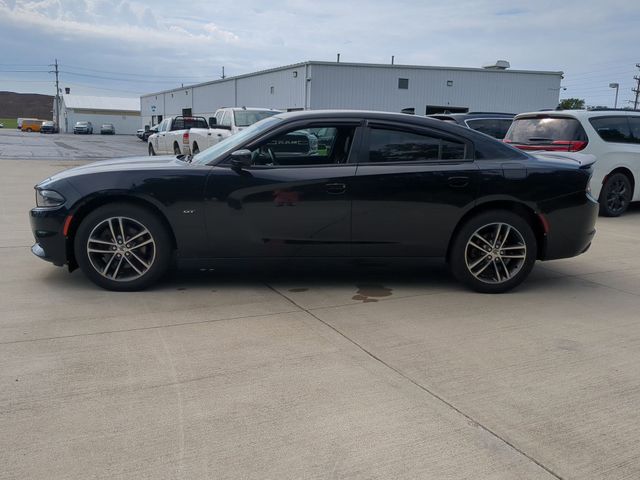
left=0, top=91, right=54, bottom=120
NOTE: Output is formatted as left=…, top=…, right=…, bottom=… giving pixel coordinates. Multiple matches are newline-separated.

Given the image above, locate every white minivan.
left=505, top=109, right=640, bottom=216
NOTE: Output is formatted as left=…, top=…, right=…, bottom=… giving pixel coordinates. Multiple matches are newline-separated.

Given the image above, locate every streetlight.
left=609, top=83, right=619, bottom=108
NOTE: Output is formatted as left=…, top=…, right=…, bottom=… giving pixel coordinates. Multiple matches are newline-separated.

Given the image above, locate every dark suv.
left=428, top=112, right=515, bottom=139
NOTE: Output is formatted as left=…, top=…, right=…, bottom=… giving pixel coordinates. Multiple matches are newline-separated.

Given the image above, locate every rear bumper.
left=540, top=192, right=599, bottom=260
left=29, top=208, right=68, bottom=266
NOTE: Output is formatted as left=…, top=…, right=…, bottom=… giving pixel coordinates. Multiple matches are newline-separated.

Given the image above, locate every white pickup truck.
left=148, top=116, right=209, bottom=156
left=188, top=107, right=281, bottom=154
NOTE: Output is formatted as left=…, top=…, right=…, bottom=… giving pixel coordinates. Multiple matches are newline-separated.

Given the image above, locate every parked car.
left=428, top=112, right=515, bottom=139
left=504, top=109, right=640, bottom=216
left=147, top=116, right=209, bottom=156
left=29, top=110, right=598, bottom=293
left=73, top=121, right=93, bottom=134
left=21, top=119, right=44, bottom=132
left=142, top=125, right=158, bottom=142
left=188, top=108, right=281, bottom=154
left=0, top=122, right=4, bottom=128
left=100, top=124, right=115, bottom=135
left=40, top=121, right=58, bottom=134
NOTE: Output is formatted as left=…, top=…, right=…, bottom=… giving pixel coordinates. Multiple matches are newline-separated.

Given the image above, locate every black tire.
left=192, top=143, right=200, bottom=154
left=599, top=172, right=632, bottom=217
left=26, top=128, right=32, bottom=132
left=74, top=203, right=173, bottom=291
left=148, top=144, right=155, bottom=156
left=449, top=210, right=537, bottom=293
left=173, top=143, right=181, bottom=155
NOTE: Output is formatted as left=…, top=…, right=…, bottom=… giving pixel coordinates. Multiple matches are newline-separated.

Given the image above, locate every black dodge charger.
left=30, top=110, right=598, bottom=293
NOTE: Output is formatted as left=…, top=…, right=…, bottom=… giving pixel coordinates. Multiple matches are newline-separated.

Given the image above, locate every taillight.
left=505, top=140, right=588, bottom=152
left=182, top=132, right=189, bottom=144
left=551, top=140, right=587, bottom=152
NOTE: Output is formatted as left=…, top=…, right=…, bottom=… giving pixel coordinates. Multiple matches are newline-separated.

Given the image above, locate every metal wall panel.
left=309, top=64, right=561, bottom=114
left=141, top=62, right=563, bottom=128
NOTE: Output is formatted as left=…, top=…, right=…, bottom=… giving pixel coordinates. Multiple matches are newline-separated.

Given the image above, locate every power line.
left=62, top=64, right=215, bottom=80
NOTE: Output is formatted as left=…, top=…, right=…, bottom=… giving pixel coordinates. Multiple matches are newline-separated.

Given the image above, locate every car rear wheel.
left=599, top=172, right=631, bottom=217
left=74, top=203, right=172, bottom=291
left=192, top=143, right=200, bottom=154
left=449, top=210, right=537, bottom=293
left=148, top=144, right=155, bottom=156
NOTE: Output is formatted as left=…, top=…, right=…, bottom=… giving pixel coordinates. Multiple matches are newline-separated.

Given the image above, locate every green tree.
left=558, top=98, right=585, bottom=110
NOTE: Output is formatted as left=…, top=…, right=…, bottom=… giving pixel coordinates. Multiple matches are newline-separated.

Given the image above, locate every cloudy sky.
left=1, top=0, right=638, bottom=107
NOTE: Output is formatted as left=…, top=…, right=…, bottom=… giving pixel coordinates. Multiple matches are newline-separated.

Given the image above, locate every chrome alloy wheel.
left=464, top=222, right=527, bottom=284
left=86, top=216, right=156, bottom=282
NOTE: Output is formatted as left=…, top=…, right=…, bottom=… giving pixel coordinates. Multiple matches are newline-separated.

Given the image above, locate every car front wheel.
left=449, top=210, right=537, bottom=293
left=599, top=172, right=632, bottom=217
left=148, top=144, right=155, bottom=156
left=74, top=203, right=172, bottom=291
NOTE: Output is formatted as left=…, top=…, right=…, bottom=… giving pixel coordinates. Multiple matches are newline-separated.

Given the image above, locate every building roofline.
left=141, top=60, right=564, bottom=98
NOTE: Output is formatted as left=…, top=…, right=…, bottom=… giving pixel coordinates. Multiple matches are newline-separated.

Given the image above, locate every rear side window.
left=629, top=117, right=640, bottom=140
left=367, top=128, right=467, bottom=162
left=505, top=117, right=587, bottom=144
left=465, top=119, right=513, bottom=139
left=589, top=116, right=637, bottom=144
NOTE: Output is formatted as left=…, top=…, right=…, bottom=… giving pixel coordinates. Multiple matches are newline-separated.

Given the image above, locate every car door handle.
left=448, top=176, right=469, bottom=188
left=326, top=182, right=347, bottom=195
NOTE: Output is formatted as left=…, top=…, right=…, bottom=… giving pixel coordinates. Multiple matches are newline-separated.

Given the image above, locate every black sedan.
left=30, top=110, right=598, bottom=293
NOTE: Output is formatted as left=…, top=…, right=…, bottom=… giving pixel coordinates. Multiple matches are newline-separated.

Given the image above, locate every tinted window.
left=505, top=117, right=586, bottom=144
left=589, top=116, right=636, bottom=143
left=465, top=118, right=513, bottom=139
left=249, top=125, right=355, bottom=167
left=629, top=117, right=640, bottom=140
left=368, top=128, right=466, bottom=163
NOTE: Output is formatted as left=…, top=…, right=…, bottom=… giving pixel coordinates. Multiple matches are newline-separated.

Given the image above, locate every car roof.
left=270, top=109, right=509, bottom=143
left=430, top=112, right=515, bottom=120
left=515, top=109, right=640, bottom=120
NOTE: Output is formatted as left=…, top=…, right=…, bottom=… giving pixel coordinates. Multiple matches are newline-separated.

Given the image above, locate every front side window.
left=589, top=116, right=636, bottom=144
left=247, top=124, right=356, bottom=167
left=367, top=128, right=467, bottom=163
left=220, top=111, right=232, bottom=127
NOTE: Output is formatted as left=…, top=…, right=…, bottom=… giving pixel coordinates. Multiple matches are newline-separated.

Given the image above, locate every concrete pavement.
left=1, top=148, right=640, bottom=479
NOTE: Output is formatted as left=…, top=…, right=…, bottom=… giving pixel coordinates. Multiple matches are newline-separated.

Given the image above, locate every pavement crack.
left=264, top=282, right=565, bottom=480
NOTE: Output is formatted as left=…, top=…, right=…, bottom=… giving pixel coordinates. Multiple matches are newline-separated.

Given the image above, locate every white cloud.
left=0, top=0, right=638, bottom=105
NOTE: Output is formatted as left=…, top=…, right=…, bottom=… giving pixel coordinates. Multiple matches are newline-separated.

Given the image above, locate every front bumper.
left=29, top=207, right=68, bottom=266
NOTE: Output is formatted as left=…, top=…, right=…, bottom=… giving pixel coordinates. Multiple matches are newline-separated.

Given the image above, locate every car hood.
left=39, top=155, right=182, bottom=185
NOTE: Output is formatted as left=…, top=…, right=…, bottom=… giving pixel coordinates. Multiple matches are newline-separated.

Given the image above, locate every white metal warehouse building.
left=54, top=95, right=141, bottom=134
left=140, top=60, right=563, bottom=127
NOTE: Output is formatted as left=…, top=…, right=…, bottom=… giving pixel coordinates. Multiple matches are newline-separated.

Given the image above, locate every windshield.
left=192, top=116, right=283, bottom=165
left=233, top=110, right=279, bottom=127
left=76, top=122, right=88, bottom=126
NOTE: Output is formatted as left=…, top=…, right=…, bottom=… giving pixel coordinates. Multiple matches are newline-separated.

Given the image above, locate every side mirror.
left=208, top=117, right=217, bottom=128
left=230, top=149, right=252, bottom=170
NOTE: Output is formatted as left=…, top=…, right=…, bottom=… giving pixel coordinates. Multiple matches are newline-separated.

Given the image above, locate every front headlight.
left=36, top=189, right=65, bottom=208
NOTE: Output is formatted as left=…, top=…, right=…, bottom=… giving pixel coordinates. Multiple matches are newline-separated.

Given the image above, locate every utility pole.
left=221, top=66, right=226, bottom=79
left=49, top=59, right=60, bottom=129
left=633, top=63, right=640, bottom=110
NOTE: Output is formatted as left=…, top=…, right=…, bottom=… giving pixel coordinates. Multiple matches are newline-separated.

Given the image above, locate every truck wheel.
left=193, top=143, right=200, bottom=154
left=173, top=143, right=181, bottom=155
left=148, top=144, right=155, bottom=156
